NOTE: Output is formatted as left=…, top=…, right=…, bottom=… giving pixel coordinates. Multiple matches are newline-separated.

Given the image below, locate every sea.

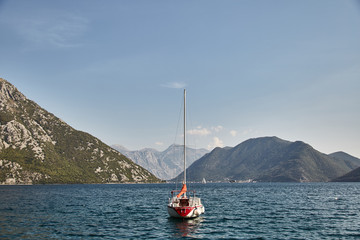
left=1, top=182, right=360, bottom=239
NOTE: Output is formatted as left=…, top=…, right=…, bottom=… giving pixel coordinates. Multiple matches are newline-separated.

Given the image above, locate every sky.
left=1, top=0, right=360, bottom=157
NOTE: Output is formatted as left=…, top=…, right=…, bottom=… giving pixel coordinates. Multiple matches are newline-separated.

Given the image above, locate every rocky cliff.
left=0, top=78, right=159, bottom=184
left=113, top=144, right=208, bottom=180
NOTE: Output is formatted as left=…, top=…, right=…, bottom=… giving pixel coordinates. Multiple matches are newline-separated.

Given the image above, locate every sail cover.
left=176, top=184, right=187, bottom=198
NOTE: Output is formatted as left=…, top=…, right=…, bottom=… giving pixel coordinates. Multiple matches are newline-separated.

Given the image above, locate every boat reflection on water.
left=168, top=216, right=204, bottom=238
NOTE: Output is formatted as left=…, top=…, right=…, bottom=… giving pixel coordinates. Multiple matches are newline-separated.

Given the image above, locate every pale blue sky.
left=1, top=0, right=360, bottom=157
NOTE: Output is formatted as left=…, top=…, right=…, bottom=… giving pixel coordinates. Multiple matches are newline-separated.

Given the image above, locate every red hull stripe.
left=174, top=207, right=195, bottom=217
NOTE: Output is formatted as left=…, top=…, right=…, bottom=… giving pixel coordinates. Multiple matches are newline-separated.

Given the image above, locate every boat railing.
left=168, top=194, right=202, bottom=207
left=190, top=197, right=202, bottom=206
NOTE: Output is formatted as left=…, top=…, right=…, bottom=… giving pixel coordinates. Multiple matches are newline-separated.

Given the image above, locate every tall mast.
left=183, top=89, right=186, bottom=186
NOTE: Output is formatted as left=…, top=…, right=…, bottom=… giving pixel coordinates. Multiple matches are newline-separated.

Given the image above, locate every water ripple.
left=1, top=183, right=360, bottom=239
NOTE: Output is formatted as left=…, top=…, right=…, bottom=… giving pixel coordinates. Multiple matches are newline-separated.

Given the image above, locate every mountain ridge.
left=172, top=136, right=360, bottom=182
left=111, top=144, right=209, bottom=180
left=331, top=167, right=360, bottom=182
left=0, top=78, right=159, bottom=184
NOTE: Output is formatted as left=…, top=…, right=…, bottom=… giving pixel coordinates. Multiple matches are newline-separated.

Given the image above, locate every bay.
left=1, top=183, right=360, bottom=239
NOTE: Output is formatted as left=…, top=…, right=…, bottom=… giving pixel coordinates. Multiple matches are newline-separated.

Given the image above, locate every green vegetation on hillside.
left=173, top=137, right=360, bottom=183
left=0, top=78, right=159, bottom=184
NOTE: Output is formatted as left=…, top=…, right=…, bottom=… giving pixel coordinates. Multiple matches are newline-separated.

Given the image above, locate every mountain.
left=331, top=167, right=360, bottom=182
left=0, top=78, right=159, bottom=184
left=112, top=144, right=209, bottom=180
left=329, top=151, right=360, bottom=169
left=172, top=136, right=360, bottom=182
left=330, top=152, right=360, bottom=182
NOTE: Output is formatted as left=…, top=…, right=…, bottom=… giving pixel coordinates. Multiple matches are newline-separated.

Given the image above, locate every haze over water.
left=1, top=183, right=360, bottom=239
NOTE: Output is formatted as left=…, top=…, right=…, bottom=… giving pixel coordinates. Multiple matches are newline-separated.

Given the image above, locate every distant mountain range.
left=0, top=78, right=159, bottom=184
left=172, top=137, right=360, bottom=182
left=111, top=144, right=209, bottom=180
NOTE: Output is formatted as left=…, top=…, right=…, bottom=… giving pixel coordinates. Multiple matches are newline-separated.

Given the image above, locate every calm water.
left=1, top=183, right=360, bottom=239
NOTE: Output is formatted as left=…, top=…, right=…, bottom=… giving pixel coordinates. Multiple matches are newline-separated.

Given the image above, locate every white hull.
left=167, top=196, right=205, bottom=218
left=167, top=204, right=205, bottom=218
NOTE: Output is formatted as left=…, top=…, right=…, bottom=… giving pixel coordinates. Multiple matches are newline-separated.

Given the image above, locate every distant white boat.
left=202, top=178, right=206, bottom=184
left=167, top=89, right=205, bottom=219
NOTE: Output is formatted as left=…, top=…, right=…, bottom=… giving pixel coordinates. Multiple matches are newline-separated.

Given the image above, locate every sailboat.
left=167, top=89, right=205, bottom=218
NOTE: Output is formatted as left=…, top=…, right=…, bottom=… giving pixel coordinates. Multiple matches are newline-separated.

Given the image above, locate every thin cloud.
left=230, top=130, right=237, bottom=137
left=155, top=141, right=164, bottom=146
left=187, top=127, right=211, bottom=136
left=187, top=125, right=225, bottom=136
left=161, top=82, right=187, bottom=89
left=212, top=125, right=223, bottom=132
left=207, top=137, right=224, bottom=150
left=13, top=14, right=89, bottom=48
